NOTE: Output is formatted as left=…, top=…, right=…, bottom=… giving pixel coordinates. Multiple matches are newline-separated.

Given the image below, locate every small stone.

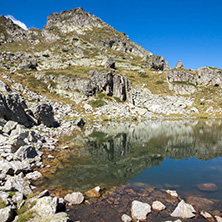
left=25, top=171, right=42, bottom=180
left=152, top=200, right=166, bottom=211
left=64, top=192, right=84, bottom=205
left=200, top=211, right=213, bottom=219
left=62, top=146, right=69, bottom=150
left=196, top=183, right=218, bottom=192
left=131, top=200, right=151, bottom=221
left=166, top=190, right=178, bottom=197
left=48, top=155, right=54, bottom=159
left=171, top=200, right=196, bottom=219
left=215, top=216, right=222, bottom=222
left=85, top=186, right=101, bottom=198
left=121, top=214, right=132, bottom=222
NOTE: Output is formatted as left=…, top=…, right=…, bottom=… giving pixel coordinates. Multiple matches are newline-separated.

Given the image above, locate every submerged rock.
left=131, top=200, right=151, bottom=221
left=200, top=211, right=213, bottom=220
left=85, top=186, right=101, bottom=198
left=196, top=183, right=218, bottom=192
left=171, top=200, right=196, bottom=219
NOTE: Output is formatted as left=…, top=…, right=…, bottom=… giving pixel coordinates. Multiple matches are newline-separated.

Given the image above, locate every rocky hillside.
left=0, top=7, right=222, bottom=121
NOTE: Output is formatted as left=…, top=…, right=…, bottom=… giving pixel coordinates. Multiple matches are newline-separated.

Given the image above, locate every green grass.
left=173, top=81, right=196, bottom=87
left=156, top=80, right=164, bottom=85
left=0, top=198, right=6, bottom=209
left=89, top=99, right=106, bottom=108
left=17, top=211, right=35, bottom=222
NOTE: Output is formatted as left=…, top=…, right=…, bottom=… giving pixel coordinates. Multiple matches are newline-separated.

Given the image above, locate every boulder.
left=10, top=161, right=32, bottom=174
left=31, top=103, right=58, bottom=127
left=171, top=200, right=196, bottom=219
left=0, top=206, right=15, bottom=222
left=33, top=196, right=59, bottom=216
left=105, top=57, right=115, bottom=69
left=12, top=192, right=24, bottom=207
left=174, top=61, right=184, bottom=69
left=152, top=200, right=166, bottom=211
left=64, top=192, right=84, bottom=205
left=3, top=121, right=18, bottom=135
left=25, top=171, right=42, bottom=180
left=0, top=160, right=14, bottom=175
left=0, top=191, right=10, bottom=203
left=131, top=200, right=151, bottom=221
left=4, top=175, right=33, bottom=195
left=14, top=145, right=42, bottom=164
left=28, top=212, right=70, bottom=222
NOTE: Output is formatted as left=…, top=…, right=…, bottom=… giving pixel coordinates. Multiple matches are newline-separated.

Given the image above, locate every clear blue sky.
left=1, top=0, right=222, bottom=69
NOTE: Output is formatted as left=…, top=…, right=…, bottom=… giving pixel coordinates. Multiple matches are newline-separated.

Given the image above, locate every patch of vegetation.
left=0, top=198, right=6, bottom=209
left=7, top=191, right=17, bottom=198
left=173, top=81, right=196, bottom=87
left=156, top=80, right=164, bottom=84
left=16, top=201, right=36, bottom=215
left=97, top=93, right=106, bottom=99
left=89, top=99, right=106, bottom=108
left=62, top=48, right=69, bottom=53
left=113, top=96, right=123, bottom=103
left=17, top=211, right=35, bottom=222
left=139, top=73, right=150, bottom=78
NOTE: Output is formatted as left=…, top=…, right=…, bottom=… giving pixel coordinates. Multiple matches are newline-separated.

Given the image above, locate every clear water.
left=41, top=119, right=222, bottom=200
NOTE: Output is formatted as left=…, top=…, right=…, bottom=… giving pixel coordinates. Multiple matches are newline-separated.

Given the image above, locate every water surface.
left=41, top=119, right=222, bottom=200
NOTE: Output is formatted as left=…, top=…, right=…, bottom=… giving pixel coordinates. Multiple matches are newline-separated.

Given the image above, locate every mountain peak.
left=43, top=7, right=104, bottom=33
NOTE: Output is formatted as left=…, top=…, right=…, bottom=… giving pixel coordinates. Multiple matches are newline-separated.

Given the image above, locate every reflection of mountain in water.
left=43, top=120, right=222, bottom=191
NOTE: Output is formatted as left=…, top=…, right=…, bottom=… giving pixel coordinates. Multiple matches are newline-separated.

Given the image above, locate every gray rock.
left=14, top=145, right=42, bottom=164
left=0, top=206, right=15, bottom=222
left=64, top=192, right=84, bottom=205
left=10, top=161, right=32, bottom=174
left=33, top=196, right=59, bottom=216
left=0, top=160, right=14, bottom=175
left=105, top=57, right=115, bottom=69
left=171, top=200, right=196, bottom=219
left=175, top=61, right=184, bottom=69
left=4, top=175, right=33, bottom=195
left=25, top=171, right=42, bottom=180
left=0, top=80, right=10, bottom=92
left=12, top=192, right=24, bottom=207
left=3, top=121, right=18, bottom=135
left=31, top=103, right=58, bottom=127
left=28, top=190, right=50, bottom=203
left=131, top=200, right=151, bottom=221
left=29, top=212, right=71, bottom=222
left=0, top=191, right=10, bottom=203
left=215, top=216, right=222, bottom=222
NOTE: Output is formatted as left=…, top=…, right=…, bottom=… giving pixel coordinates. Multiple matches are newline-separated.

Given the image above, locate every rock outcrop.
left=174, top=60, right=184, bottom=69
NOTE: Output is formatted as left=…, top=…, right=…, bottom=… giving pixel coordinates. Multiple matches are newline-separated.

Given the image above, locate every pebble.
left=166, top=190, right=178, bottom=197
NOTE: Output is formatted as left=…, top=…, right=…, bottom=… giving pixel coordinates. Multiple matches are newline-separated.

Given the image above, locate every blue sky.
left=1, top=0, right=222, bottom=69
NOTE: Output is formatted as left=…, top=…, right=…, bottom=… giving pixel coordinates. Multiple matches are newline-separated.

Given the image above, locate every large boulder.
left=4, top=175, right=33, bottom=195
left=64, top=192, right=84, bottom=205
left=33, top=196, right=59, bottom=216
left=14, top=145, right=42, bottom=164
left=31, top=103, right=58, bottom=127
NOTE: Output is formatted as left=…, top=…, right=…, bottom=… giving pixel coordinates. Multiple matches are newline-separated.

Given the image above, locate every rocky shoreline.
left=0, top=74, right=221, bottom=222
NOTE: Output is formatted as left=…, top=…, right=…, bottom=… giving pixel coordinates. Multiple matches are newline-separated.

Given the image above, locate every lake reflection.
left=41, top=119, right=222, bottom=199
